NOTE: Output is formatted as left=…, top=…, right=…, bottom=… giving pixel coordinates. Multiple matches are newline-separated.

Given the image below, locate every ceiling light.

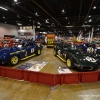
left=5, top=22, right=7, bottom=23
left=65, top=17, right=67, bottom=19
left=35, top=12, right=37, bottom=15
left=17, top=15, right=20, bottom=18
left=14, top=0, right=17, bottom=2
left=89, top=19, right=92, bottom=22
left=46, top=19, right=49, bottom=23
left=68, top=22, right=70, bottom=24
left=37, top=22, right=41, bottom=25
left=88, top=15, right=91, bottom=17
left=28, top=16, right=31, bottom=18
left=93, top=6, right=96, bottom=9
left=62, top=9, right=65, bottom=13
left=0, top=6, right=8, bottom=11
left=3, top=16, right=5, bottom=19
left=29, top=20, right=31, bottom=21
left=35, top=12, right=39, bottom=16
left=17, top=23, right=22, bottom=26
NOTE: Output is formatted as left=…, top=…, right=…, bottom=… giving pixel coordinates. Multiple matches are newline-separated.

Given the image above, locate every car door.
left=25, top=46, right=35, bottom=56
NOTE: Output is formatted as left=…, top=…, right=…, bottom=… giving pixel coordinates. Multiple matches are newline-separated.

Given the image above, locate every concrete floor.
left=0, top=77, right=100, bottom=100
left=0, top=46, right=100, bottom=100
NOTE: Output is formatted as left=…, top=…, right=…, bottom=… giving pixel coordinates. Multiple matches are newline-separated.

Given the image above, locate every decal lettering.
left=58, top=50, right=61, bottom=55
left=25, top=51, right=27, bottom=56
left=85, top=56, right=97, bottom=62
left=31, top=48, right=34, bottom=53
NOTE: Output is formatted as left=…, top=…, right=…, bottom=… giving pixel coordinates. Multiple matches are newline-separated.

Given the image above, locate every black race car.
left=54, top=45, right=100, bottom=70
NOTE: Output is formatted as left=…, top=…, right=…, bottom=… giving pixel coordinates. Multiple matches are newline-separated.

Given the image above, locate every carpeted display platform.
left=0, top=47, right=100, bottom=86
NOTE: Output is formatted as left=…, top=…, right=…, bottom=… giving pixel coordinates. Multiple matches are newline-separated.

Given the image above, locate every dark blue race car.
left=0, top=42, right=42, bottom=65
left=77, top=43, right=96, bottom=54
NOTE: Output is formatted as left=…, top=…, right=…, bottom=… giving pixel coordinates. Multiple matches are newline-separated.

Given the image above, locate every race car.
left=0, top=42, right=42, bottom=65
left=54, top=45, right=100, bottom=70
left=0, top=38, right=14, bottom=48
left=77, top=43, right=96, bottom=54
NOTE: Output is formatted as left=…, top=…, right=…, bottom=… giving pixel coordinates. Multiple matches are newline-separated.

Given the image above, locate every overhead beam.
left=67, top=0, right=71, bottom=12
left=5, top=6, right=29, bottom=19
left=83, top=0, right=95, bottom=25
left=23, top=2, right=49, bottom=20
left=95, top=16, right=100, bottom=23
left=31, top=0, right=63, bottom=27
left=78, top=0, right=82, bottom=24
left=43, top=0, right=55, bottom=14
left=54, top=0, right=61, bottom=12
left=16, top=4, right=44, bottom=21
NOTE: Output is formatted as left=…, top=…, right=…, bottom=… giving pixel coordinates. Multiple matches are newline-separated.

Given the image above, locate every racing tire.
left=36, top=48, right=41, bottom=56
left=66, top=58, right=74, bottom=69
left=8, top=56, right=19, bottom=66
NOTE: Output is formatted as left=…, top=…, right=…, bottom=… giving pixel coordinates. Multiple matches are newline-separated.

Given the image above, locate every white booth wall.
left=0, top=23, right=18, bottom=37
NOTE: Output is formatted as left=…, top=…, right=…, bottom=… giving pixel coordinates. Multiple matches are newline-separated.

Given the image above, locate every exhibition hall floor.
left=0, top=46, right=100, bottom=100
left=13, top=46, right=78, bottom=73
left=13, top=45, right=99, bottom=73
left=0, top=77, right=100, bottom=100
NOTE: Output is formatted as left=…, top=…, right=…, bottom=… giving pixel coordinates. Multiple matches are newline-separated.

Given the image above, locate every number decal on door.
left=58, top=50, right=61, bottom=55
left=85, top=56, right=97, bottom=62
left=25, top=51, right=27, bottom=56
left=31, top=48, right=34, bottom=53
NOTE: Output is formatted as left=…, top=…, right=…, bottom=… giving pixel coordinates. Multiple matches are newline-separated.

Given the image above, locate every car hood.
left=0, top=47, right=20, bottom=55
left=74, top=54, right=99, bottom=65
left=0, top=48, right=10, bottom=54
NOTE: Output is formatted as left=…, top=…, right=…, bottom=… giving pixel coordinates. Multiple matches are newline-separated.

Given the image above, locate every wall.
left=0, top=23, right=18, bottom=37
left=18, top=30, right=34, bottom=39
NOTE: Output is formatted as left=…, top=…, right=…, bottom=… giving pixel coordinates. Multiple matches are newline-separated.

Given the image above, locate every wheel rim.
left=67, top=59, right=71, bottom=67
left=38, top=49, right=41, bottom=54
left=11, top=56, right=18, bottom=65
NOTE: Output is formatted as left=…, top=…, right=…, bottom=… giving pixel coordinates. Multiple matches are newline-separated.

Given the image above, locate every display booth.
left=47, top=34, right=55, bottom=47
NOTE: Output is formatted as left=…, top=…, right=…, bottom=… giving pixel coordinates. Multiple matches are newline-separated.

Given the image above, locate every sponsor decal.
left=31, top=48, right=34, bottom=53
left=58, top=50, right=61, bottom=55
left=85, top=56, right=97, bottom=62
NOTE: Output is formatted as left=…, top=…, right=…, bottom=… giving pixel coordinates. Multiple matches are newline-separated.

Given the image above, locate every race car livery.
left=0, top=42, right=42, bottom=65
left=77, top=43, right=100, bottom=54
left=54, top=45, right=100, bottom=70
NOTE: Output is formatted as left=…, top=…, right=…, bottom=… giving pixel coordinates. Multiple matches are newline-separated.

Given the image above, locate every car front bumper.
left=74, top=63, right=99, bottom=71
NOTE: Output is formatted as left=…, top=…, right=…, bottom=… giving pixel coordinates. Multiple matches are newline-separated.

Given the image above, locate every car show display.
left=0, top=40, right=42, bottom=65
left=0, top=37, right=14, bottom=48
left=17, top=61, right=47, bottom=71
left=54, top=43, right=100, bottom=70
